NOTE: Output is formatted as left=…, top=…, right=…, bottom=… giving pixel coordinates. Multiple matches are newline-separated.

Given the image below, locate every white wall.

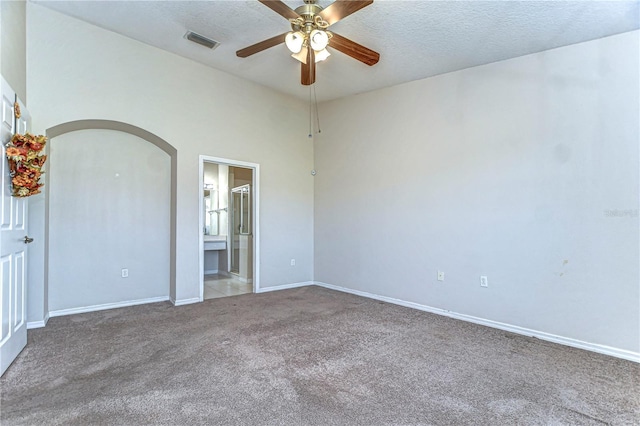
left=314, top=31, right=640, bottom=355
left=0, top=0, right=45, bottom=324
left=1, top=0, right=26, bottom=102
left=48, top=130, right=170, bottom=311
left=26, top=3, right=314, bottom=318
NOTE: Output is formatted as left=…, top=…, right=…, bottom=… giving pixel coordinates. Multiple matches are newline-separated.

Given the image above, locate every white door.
left=0, top=77, right=30, bottom=376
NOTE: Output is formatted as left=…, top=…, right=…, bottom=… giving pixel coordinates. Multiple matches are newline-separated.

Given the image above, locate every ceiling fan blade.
left=236, top=33, right=288, bottom=58
left=329, top=32, right=379, bottom=66
left=258, top=0, right=301, bottom=20
left=319, top=0, right=373, bottom=26
left=301, top=49, right=316, bottom=86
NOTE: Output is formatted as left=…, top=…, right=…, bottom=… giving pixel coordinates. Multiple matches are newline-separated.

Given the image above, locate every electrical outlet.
left=437, top=271, right=445, bottom=281
left=480, top=276, right=488, bottom=287
left=290, top=259, right=296, bottom=266
left=121, top=268, right=129, bottom=278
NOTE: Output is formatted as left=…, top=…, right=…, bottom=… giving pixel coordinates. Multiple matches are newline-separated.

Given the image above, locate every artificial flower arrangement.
left=5, top=132, right=47, bottom=197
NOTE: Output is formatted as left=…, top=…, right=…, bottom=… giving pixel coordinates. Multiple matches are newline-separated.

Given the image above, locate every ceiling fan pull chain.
left=313, top=83, right=321, bottom=134
left=309, top=84, right=313, bottom=138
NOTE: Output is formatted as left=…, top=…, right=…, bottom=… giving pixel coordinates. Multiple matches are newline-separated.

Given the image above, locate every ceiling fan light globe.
left=309, top=29, right=329, bottom=51
left=285, top=31, right=305, bottom=53
left=291, top=45, right=308, bottom=64
left=314, top=48, right=331, bottom=63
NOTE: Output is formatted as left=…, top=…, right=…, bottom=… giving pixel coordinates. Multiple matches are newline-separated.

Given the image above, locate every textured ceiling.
left=32, top=0, right=640, bottom=102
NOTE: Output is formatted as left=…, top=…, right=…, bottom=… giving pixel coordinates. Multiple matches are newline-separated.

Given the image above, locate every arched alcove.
left=45, top=120, right=177, bottom=309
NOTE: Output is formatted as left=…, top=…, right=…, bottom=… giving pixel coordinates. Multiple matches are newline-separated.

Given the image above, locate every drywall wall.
left=26, top=190, right=46, bottom=325
left=0, top=0, right=42, bottom=324
left=48, top=130, right=170, bottom=311
left=203, top=162, right=220, bottom=272
left=26, top=3, right=314, bottom=319
left=314, top=31, right=640, bottom=355
left=0, top=0, right=26, bottom=102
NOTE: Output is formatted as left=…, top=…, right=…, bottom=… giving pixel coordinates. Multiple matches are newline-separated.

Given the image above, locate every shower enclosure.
left=230, top=184, right=251, bottom=276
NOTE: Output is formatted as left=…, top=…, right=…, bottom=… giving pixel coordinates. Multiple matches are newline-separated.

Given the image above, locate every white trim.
left=49, top=296, right=170, bottom=318
left=27, top=312, right=50, bottom=329
left=198, top=158, right=204, bottom=302
left=171, top=297, right=200, bottom=306
left=204, top=269, right=219, bottom=275
left=198, top=155, right=261, bottom=303
left=27, top=321, right=46, bottom=329
left=314, top=282, right=640, bottom=363
left=257, top=281, right=314, bottom=293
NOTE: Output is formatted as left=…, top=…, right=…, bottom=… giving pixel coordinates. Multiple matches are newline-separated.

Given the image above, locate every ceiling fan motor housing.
left=294, top=2, right=324, bottom=32
left=296, top=3, right=322, bottom=17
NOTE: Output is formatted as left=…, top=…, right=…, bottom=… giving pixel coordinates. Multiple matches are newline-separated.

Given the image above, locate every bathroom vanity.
left=204, top=235, right=227, bottom=251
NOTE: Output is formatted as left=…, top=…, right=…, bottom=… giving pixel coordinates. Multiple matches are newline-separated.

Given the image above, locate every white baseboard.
left=257, top=281, right=314, bottom=293
left=27, top=312, right=50, bottom=329
left=49, top=296, right=170, bottom=318
left=314, top=282, right=640, bottom=363
left=171, top=297, right=200, bottom=306
left=204, top=269, right=218, bottom=275
left=239, top=277, right=253, bottom=284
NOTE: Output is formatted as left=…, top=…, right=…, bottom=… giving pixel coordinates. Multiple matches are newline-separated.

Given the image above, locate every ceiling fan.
left=236, top=0, right=380, bottom=86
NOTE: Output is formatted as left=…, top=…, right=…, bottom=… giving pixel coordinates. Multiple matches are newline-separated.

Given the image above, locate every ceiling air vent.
left=184, top=31, right=220, bottom=50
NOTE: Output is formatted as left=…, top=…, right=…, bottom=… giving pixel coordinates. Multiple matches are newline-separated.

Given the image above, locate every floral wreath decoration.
left=5, top=132, right=48, bottom=197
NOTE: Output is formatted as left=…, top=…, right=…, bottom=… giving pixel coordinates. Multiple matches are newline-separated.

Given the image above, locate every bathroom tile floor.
left=204, top=274, right=252, bottom=300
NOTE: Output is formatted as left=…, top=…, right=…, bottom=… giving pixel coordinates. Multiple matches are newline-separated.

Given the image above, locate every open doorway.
left=199, top=156, right=259, bottom=301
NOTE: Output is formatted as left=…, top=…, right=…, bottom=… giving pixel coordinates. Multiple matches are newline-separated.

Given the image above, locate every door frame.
left=198, top=155, right=260, bottom=301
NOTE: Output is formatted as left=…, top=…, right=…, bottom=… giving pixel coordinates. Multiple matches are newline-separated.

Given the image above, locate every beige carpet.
left=1, top=286, right=638, bottom=425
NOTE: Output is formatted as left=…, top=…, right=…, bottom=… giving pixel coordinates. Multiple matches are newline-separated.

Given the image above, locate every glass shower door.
left=230, top=184, right=250, bottom=275
left=230, top=190, right=242, bottom=274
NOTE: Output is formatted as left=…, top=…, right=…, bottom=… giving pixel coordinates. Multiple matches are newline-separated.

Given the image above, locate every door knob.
left=23, top=236, right=34, bottom=244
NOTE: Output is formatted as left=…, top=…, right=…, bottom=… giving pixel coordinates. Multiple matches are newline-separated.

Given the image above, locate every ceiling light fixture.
left=285, top=31, right=305, bottom=53
left=287, top=31, right=332, bottom=64
left=291, top=45, right=309, bottom=64
left=309, top=29, right=329, bottom=50
left=284, top=11, right=333, bottom=67
left=314, top=48, right=330, bottom=62
left=236, top=0, right=380, bottom=86
left=291, top=45, right=331, bottom=64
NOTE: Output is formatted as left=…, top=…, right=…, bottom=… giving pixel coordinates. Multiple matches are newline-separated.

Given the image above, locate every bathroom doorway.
left=199, top=156, right=259, bottom=301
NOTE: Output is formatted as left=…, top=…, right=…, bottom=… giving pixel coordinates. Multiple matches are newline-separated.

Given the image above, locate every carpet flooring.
left=1, top=286, right=638, bottom=425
